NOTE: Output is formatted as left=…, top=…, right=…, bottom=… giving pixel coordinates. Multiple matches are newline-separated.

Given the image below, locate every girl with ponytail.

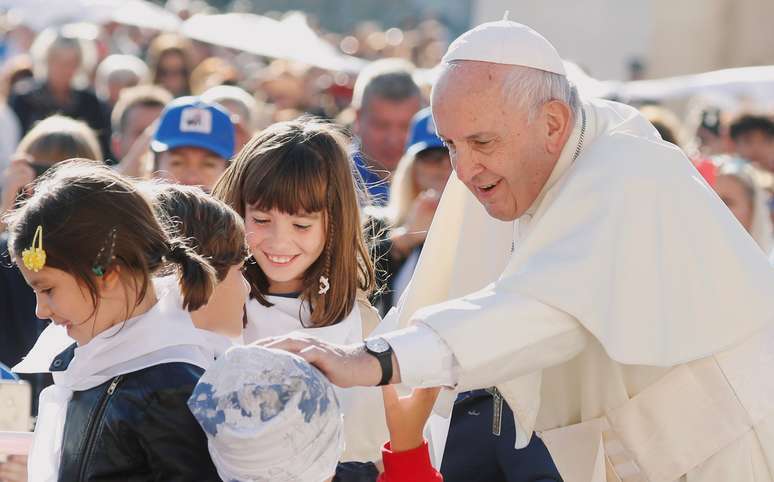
left=4, top=159, right=220, bottom=481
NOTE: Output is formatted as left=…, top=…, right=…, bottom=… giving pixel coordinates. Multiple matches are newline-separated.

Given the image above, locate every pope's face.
left=432, top=61, right=563, bottom=221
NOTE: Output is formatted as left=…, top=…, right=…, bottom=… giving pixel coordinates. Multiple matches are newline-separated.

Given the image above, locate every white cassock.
left=378, top=97, right=774, bottom=482
left=244, top=295, right=389, bottom=464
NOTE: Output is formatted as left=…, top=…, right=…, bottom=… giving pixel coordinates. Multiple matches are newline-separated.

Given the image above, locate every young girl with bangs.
left=4, top=160, right=220, bottom=481
left=212, top=117, right=389, bottom=476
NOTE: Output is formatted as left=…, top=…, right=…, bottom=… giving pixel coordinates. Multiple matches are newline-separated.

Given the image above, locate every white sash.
left=27, top=286, right=211, bottom=481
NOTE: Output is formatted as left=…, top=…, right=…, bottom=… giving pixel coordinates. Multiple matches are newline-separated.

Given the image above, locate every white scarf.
left=244, top=296, right=389, bottom=463
left=27, top=285, right=212, bottom=482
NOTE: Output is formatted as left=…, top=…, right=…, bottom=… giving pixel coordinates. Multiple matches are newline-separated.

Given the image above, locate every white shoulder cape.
left=397, top=97, right=774, bottom=367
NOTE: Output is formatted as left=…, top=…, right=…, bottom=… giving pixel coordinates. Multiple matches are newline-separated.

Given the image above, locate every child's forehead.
left=245, top=205, right=322, bottom=217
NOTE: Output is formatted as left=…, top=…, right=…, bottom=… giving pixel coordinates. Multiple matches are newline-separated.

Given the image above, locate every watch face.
left=366, top=338, right=390, bottom=354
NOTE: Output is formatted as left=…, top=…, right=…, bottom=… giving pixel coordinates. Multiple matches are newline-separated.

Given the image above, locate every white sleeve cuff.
left=381, top=323, right=458, bottom=388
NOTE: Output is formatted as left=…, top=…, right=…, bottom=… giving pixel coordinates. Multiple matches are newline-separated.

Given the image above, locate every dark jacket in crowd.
left=9, top=80, right=113, bottom=161
left=51, top=346, right=220, bottom=482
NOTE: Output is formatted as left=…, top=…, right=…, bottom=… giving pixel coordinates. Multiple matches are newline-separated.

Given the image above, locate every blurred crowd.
left=1, top=2, right=774, bottom=481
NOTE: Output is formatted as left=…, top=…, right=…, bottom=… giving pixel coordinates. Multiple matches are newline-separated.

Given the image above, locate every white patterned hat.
left=188, top=345, right=344, bottom=482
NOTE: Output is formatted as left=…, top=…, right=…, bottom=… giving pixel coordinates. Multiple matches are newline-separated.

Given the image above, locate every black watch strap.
left=364, top=338, right=393, bottom=386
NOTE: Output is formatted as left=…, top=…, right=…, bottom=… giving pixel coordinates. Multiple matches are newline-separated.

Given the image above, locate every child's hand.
left=382, top=385, right=441, bottom=453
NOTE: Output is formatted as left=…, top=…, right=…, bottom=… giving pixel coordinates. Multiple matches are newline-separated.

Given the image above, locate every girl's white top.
left=23, top=281, right=212, bottom=482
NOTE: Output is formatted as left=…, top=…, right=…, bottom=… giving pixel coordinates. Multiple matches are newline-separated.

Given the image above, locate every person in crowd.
left=111, top=85, right=173, bottom=170
left=147, top=33, right=193, bottom=98
left=351, top=58, right=422, bottom=205
left=94, top=54, right=148, bottom=110
left=14, top=182, right=250, bottom=375
left=187, top=345, right=444, bottom=482
left=189, top=57, right=239, bottom=95
left=1, top=55, right=34, bottom=95
left=371, top=107, right=450, bottom=314
left=729, top=113, right=774, bottom=173
left=212, top=118, right=389, bottom=477
left=693, top=106, right=731, bottom=157
left=378, top=386, right=443, bottom=482
left=150, top=96, right=235, bottom=192
left=640, top=104, right=685, bottom=148
left=260, top=19, right=774, bottom=481
left=0, top=92, right=21, bottom=177
left=147, top=182, right=250, bottom=355
left=201, top=84, right=262, bottom=152
left=8, top=29, right=112, bottom=160
left=1, top=115, right=102, bottom=227
left=709, top=156, right=773, bottom=253
left=3, top=160, right=220, bottom=481
left=188, top=344, right=345, bottom=482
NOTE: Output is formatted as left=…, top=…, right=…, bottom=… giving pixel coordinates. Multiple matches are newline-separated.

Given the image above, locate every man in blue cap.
left=152, top=96, right=235, bottom=192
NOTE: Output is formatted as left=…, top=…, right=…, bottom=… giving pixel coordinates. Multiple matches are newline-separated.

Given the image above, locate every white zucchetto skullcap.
left=442, top=12, right=566, bottom=76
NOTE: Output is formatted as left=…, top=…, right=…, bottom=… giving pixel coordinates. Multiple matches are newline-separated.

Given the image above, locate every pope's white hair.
left=440, top=61, right=580, bottom=123
left=502, top=65, right=580, bottom=122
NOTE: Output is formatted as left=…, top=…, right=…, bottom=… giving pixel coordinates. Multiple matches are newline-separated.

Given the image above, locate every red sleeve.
left=377, top=441, right=443, bottom=482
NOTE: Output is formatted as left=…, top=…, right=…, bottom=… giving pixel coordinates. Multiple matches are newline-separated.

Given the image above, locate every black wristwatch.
left=364, top=337, right=394, bottom=386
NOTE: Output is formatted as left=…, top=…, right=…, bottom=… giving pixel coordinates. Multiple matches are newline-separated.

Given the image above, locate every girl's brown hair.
left=213, top=117, right=375, bottom=327
left=146, top=183, right=248, bottom=281
left=5, top=160, right=217, bottom=314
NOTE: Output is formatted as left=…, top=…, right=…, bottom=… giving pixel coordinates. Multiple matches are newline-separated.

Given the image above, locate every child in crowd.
left=212, top=117, right=389, bottom=473
left=188, top=344, right=345, bottom=482
left=378, top=386, right=443, bottom=482
left=4, top=160, right=220, bottom=481
left=146, top=182, right=251, bottom=356
left=14, top=183, right=250, bottom=373
left=188, top=343, right=443, bottom=482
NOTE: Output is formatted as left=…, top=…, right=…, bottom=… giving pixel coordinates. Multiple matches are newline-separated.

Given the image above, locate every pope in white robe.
left=262, top=18, right=774, bottom=482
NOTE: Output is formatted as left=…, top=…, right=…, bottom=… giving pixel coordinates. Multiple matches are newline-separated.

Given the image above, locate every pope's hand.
left=254, top=335, right=402, bottom=388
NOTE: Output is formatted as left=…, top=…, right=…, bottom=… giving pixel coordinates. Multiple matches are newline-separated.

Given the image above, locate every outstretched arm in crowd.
left=378, top=386, right=443, bottom=482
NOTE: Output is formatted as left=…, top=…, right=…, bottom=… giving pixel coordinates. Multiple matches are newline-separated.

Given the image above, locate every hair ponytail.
left=166, top=239, right=217, bottom=311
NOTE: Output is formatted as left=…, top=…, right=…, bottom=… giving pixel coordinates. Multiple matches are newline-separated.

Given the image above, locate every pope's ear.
left=542, top=100, right=573, bottom=155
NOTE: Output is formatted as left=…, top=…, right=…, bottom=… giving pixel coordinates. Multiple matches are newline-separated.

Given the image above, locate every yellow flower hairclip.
left=22, top=225, right=46, bottom=272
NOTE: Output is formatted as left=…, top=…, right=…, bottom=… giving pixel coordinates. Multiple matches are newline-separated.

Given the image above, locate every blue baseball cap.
left=405, top=107, right=445, bottom=158
left=152, top=96, right=235, bottom=160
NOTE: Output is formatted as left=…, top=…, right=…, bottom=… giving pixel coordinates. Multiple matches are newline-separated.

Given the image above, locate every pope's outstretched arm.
left=257, top=280, right=588, bottom=390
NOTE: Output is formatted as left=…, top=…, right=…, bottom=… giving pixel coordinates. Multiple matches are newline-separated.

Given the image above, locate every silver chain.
left=572, top=107, right=587, bottom=162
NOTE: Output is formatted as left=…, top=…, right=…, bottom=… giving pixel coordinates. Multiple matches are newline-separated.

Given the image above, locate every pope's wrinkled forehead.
left=431, top=61, right=517, bottom=137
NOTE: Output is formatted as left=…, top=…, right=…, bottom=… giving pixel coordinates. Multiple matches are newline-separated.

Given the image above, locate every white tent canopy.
left=180, top=11, right=366, bottom=73
left=1, top=0, right=181, bottom=32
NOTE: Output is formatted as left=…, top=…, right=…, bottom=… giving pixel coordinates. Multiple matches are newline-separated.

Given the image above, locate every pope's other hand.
left=254, top=335, right=401, bottom=388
